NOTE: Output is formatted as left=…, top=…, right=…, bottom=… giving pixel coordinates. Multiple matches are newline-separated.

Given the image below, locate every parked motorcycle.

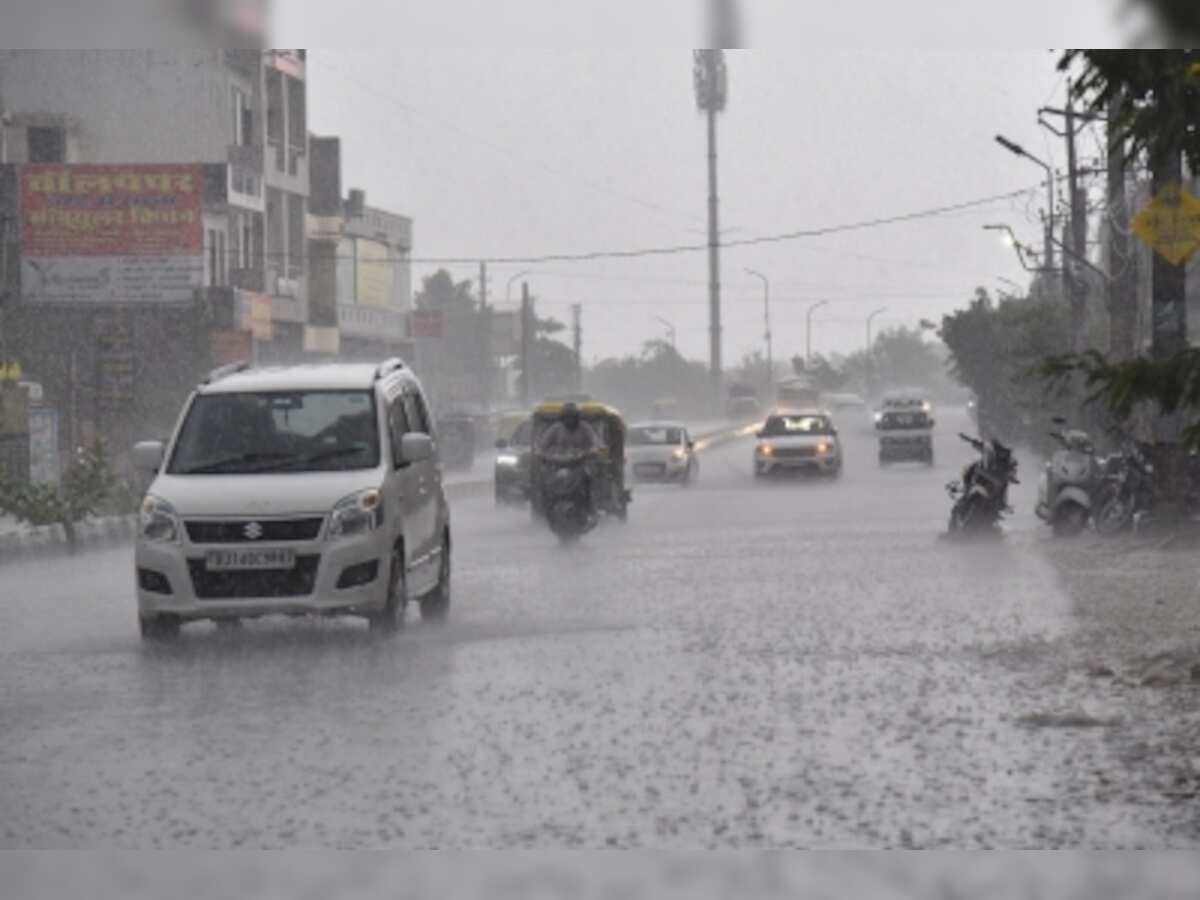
left=536, top=451, right=597, bottom=543
left=946, top=433, right=1019, bottom=535
left=1093, top=440, right=1155, bottom=536
left=1035, top=426, right=1102, bottom=537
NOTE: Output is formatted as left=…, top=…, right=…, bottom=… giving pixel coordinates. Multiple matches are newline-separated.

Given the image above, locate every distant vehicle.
left=651, top=397, right=679, bottom=420
left=627, top=421, right=698, bottom=485
left=493, top=414, right=533, bottom=506
left=823, top=391, right=867, bottom=412
left=877, top=407, right=935, bottom=466
left=774, top=377, right=822, bottom=412
left=754, top=409, right=843, bottom=479
left=131, top=359, right=451, bottom=640
left=874, top=389, right=933, bottom=427
left=728, top=395, right=762, bottom=421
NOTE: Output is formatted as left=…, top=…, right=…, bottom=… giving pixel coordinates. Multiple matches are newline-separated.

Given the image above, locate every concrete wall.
left=0, top=50, right=234, bottom=164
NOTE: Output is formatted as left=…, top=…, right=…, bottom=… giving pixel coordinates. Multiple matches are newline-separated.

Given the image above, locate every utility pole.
left=806, top=300, right=830, bottom=365
left=1106, top=90, right=1136, bottom=361
left=570, top=303, right=582, bottom=394
left=694, top=49, right=728, bottom=411
left=478, top=260, right=491, bottom=410
left=520, top=281, right=532, bottom=408
left=744, top=269, right=772, bottom=399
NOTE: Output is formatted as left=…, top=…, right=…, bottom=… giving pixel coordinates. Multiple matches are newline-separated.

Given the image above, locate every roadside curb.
left=0, top=513, right=139, bottom=564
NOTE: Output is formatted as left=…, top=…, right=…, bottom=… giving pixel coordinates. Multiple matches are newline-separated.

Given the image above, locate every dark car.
left=877, top=409, right=934, bottom=465
left=494, top=418, right=533, bottom=505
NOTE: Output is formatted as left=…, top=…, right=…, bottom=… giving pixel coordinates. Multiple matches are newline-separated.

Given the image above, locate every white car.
left=753, top=410, right=843, bottom=478
left=627, top=421, right=698, bottom=485
left=132, top=359, right=451, bottom=640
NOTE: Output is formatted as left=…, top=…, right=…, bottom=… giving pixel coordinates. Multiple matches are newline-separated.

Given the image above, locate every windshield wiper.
left=178, top=452, right=293, bottom=474
left=279, top=445, right=371, bottom=470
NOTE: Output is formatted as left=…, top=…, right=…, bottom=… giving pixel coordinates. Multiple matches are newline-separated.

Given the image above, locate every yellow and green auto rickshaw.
left=529, top=400, right=631, bottom=521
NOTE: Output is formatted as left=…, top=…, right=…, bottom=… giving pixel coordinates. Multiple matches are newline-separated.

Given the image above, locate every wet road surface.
left=1, top=409, right=1196, bottom=848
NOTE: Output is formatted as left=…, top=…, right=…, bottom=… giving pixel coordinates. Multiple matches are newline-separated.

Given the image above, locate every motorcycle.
left=946, top=433, right=1019, bottom=535
left=1093, top=440, right=1155, bottom=536
left=536, top=450, right=597, bottom=542
left=1035, top=426, right=1102, bottom=537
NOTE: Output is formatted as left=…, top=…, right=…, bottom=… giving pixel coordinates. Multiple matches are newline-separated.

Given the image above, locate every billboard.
left=20, top=164, right=204, bottom=304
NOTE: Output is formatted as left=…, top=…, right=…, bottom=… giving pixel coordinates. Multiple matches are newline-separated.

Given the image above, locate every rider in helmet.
left=536, top=402, right=600, bottom=457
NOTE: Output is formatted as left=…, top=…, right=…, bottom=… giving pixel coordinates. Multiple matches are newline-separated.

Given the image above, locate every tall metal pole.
left=695, top=50, right=727, bottom=412
left=805, top=300, right=830, bottom=364
left=520, top=281, right=531, bottom=408
left=505, top=270, right=529, bottom=305
left=706, top=102, right=722, bottom=406
left=570, top=303, right=582, bottom=394
left=744, top=269, right=772, bottom=399
left=866, top=306, right=888, bottom=352
left=478, top=260, right=491, bottom=410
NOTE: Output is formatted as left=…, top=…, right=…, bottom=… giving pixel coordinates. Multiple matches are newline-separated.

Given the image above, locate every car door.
left=402, top=387, right=440, bottom=588
left=385, top=387, right=425, bottom=578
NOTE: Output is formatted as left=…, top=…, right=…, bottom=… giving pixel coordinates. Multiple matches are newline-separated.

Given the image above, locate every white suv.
left=133, top=359, right=450, bottom=640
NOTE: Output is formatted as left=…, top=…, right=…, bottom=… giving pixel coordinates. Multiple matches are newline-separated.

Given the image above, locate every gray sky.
left=298, top=46, right=1097, bottom=365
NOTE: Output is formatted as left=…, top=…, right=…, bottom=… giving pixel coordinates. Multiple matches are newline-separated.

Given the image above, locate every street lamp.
left=652, top=315, right=677, bottom=350
left=805, top=300, right=830, bottom=365
left=866, top=306, right=888, bottom=353
left=744, top=268, right=772, bottom=397
left=994, top=133, right=1056, bottom=270
left=505, top=270, right=530, bottom=304
left=983, top=224, right=1042, bottom=273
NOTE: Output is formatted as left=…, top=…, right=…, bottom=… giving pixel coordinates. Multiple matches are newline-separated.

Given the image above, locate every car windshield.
left=167, top=391, right=380, bottom=474
left=629, top=426, right=683, bottom=445
left=761, top=415, right=832, bottom=436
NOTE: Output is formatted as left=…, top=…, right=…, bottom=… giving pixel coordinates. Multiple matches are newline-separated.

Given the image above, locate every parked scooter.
left=1093, top=440, right=1155, bottom=536
left=946, top=433, right=1019, bottom=535
left=1035, top=423, right=1103, bottom=537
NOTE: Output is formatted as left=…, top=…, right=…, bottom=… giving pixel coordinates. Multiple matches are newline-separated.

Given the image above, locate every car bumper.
left=757, top=455, right=839, bottom=473
left=631, top=459, right=689, bottom=481
left=135, top=532, right=390, bottom=620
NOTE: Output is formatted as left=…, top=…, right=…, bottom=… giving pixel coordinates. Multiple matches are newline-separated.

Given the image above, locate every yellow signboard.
left=0, top=362, right=22, bottom=382
left=1132, top=185, right=1200, bottom=266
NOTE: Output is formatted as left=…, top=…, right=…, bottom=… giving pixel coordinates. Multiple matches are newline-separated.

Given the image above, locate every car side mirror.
left=399, top=433, right=434, bottom=464
left=133, top=440, right=165, bottom=473
left=495, top=438, right=509, bottom=449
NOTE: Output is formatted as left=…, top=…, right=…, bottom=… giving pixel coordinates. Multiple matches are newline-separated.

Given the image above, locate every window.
left=207, top=228, right=218, bottom=287
left=27, top=126, right=65, bottom=163
left=231, top=86, right=251, bottom=146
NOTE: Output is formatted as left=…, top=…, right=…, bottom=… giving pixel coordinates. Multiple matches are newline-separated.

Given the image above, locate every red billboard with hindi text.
left=20, top=163, right=204, bottom=304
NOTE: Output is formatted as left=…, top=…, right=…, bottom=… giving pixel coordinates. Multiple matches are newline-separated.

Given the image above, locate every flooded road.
left=2, top=409, right=1197, bottom=848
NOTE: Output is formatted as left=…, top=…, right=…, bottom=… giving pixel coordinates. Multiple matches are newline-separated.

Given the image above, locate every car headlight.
left=756, top=444, right=773, bottom=456
left=816, top=442, right=832, bottom=454
left=671, top=448, right=687, bottom=461
left=140, top=494, right=181, bottom=543
left=496, top=454, right=520, bottom=467
left=328, top=488, right=383, bottom=540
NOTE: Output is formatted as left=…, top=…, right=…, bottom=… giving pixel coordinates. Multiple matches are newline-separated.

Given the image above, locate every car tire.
left=369, top=546, right=405, bottom=634
left=139, top=614, right=181, bottom=642
left=419, top=534, right=451, bottom=623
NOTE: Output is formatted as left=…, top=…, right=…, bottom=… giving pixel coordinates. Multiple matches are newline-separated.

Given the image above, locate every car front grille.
left=188, top=555, right=320, bottom=599
left=773, top=446, right=817, bottom=459
left=185, top=518, right=324, bottom=544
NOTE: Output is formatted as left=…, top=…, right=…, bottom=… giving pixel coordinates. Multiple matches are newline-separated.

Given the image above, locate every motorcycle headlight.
left=140, top=495, right=181, bottom=543
left=328, top=489, right=383, bottom=540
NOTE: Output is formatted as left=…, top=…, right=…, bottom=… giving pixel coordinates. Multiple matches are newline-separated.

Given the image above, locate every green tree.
left=0, top=441, right=116, bottom=547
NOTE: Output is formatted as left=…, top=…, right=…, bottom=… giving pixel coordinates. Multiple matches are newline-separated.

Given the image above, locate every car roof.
left=199, top=362, right=406, bottom=394
left=768, top=407, right=827, bottom=418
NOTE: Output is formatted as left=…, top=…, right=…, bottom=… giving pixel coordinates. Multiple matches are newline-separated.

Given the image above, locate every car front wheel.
left=369, top=547, right=405, bottom=634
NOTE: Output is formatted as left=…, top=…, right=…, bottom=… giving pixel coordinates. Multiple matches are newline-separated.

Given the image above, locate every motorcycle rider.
left=535, top=402, right=600, bottom=514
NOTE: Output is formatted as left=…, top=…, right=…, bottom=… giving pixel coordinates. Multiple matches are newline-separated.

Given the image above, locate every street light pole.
left=744, top=268, right=772, bottom=398
left=505, top=270, right=530, bottom=305
left=866, top=306, right=888, bottom=352
left=652, top=316, right=677, bottom=350
left=694, top=49, right=728, bottom=411
left=995, top=134, right=1056, bottom=272
left=805, top=299, right=830, bottom=365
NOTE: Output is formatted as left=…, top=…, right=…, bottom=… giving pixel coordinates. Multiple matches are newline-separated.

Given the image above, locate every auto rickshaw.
left=529, top=400, right=631, bottom=522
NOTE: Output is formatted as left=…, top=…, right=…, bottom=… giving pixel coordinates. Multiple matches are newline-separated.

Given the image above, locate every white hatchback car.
left=753, top=409, right=843, bottom=478
left=627, top=421, right=698, bottom=485
left=133, top=359, right=451, bottom=640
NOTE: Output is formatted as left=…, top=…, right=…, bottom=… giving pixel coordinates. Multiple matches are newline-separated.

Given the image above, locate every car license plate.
left=206, top=548, right=296, bottom=571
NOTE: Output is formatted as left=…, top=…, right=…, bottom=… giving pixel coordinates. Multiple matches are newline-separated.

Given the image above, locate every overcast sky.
left=270, top=3, right=1122, bottom=364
